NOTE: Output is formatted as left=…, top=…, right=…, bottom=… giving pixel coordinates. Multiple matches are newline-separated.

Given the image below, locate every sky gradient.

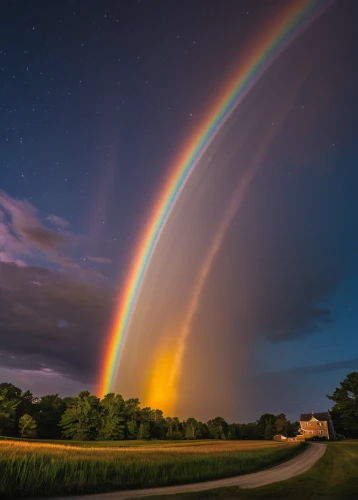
left=1, top=0, right=357, bottom=422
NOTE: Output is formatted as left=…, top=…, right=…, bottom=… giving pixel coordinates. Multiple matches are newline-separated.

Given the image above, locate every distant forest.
left=0, top=382, right=299, bottom=440
left=1, top=372, right=357, bottom=440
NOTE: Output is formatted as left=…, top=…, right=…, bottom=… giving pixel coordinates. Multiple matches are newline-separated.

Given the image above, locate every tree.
left=237, top=422, right=261, bottom=440
left=0, top=389, right=19, bottom=435
left=18, top=390, right=36, bottom=417
left=60, top=391, right=101, bottom=440
left=207, top=417, right=228, bottom=439
left=123, top=398, right=140, bottom=421
left=99, top=393, right=125, bottom=440
left=0, top=383, right=22, bottom=400
left=264, top=420, right=274, bottom=440
left=228, top=423, right=237, bottom=439
left=327, top=372, right=358, bottom=433
left=150, top=409, right=167, bottom=439
left=274, top=413, right=288, bottom=435
left=139, top=407, right=153, bottom=424
left=199, top=422, right=210, bottom=439
left=184, top=418, right=199, bottom=440
left=165, top=416, right=181, bottom=439
left=35, top=394, right=66, bottom=439
left=287, top=420, right=300, bottom=438
left=126, top=419, right=138, bottom=439
left=0, top=383, right=35, bottom=436
left=138, top=422, right=151, bottom=440
left=19, top=414, right=37, bottom=437
left=257, top=413, right=275, bottom=438
left=165, top=417, right=174, bottom=439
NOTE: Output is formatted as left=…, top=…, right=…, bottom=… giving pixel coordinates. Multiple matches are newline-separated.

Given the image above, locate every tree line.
left=0, top=371, right=356, bottom=441
left=0, top=383, right=298, bottom=440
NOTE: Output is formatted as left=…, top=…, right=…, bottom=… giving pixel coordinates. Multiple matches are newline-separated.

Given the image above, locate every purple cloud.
left=47, top=214, right=71, bottom=229
left=0, top=190, right=77, bottom=268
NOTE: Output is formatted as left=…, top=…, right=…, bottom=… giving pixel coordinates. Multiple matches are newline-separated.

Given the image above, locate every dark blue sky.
left=0, top=0, right=357, bottom=421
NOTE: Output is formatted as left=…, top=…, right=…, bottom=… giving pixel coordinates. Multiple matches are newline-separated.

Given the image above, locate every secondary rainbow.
left=99, top=0, right=330, bottom=396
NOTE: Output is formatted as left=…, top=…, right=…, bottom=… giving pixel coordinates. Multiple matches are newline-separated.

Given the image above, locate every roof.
left=300, top=412, right=330, bottom=422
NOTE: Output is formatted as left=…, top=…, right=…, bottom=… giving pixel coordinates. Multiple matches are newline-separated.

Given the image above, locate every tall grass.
left=0, top=440, right=305, bottom=498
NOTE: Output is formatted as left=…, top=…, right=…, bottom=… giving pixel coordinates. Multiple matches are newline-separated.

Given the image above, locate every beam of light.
left=144, top=341, right=178, bottom=414
left=99, top=0, right=333, bottom=397
left=146, top=120, right=283, bottom=414
left=144, top=48, right=313, bottom=414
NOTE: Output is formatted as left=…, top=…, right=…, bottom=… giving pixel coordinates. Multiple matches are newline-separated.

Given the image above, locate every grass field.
left=169, top=440, right=358, bottom=499
left=0, top=439, right=303, bottom=498
left=0, top=435, right=214, bottom=447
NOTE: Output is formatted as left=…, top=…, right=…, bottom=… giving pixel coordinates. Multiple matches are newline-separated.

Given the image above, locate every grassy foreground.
left=0, top=436, right=212, bottom=447
left=166, top=441, right=358, bottom=500
left=0, top=439, right=303, bottom=498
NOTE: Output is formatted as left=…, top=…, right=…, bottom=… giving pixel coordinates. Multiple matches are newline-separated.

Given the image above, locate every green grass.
left=0, top=439, right=304, bottom=498
left=165, top=441, right=358, bottom=500
left=0, top=435, right=209, bottom=447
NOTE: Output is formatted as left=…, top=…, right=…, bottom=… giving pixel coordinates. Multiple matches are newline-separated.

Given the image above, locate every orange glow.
left=144, top=341, right=179, bottom=414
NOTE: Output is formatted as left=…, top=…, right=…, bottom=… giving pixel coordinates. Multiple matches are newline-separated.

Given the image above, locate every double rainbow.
left=99, top=0, right=330, bottom=396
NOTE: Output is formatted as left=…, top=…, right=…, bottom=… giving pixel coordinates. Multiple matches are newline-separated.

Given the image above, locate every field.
left=172, top=440, right=358, bottom=499
left=0, top=439, right=303, bottom=498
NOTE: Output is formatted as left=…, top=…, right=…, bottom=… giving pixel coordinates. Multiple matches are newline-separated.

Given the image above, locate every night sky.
left=1, top=0, right=358, bottom=422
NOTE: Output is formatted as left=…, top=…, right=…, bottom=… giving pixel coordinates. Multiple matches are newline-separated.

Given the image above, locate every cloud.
left=86, top=256, right=113, bottom=264
left=0, top=365, right=87, bottom=397
left=263, top=358, right=358, bottom=377
left=0, top=190, right=77, bottom=267
left=0, top=261, right=113, bottom=384
left=47, top=215, right=71, bottom=229
left=203, top=162, right=351, bottom=347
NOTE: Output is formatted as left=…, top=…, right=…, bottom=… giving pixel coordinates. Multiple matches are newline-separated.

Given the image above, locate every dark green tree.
left=99, top=393, right=125, bottom=440
left=150, top=409, right=167, bottom=439
left=184, top=418, right=199, bottom=440
left=165, top=417, right=174, bottom=439
left=199, top=422, right=210, bottom=439
left=257, top=413, right=275, bottom=438
left=0, top=388, right=19, bottom=435
left=264, top=419, right=274, bottom=440
left=60, top=391, right=101, bottom=440
left=19, top=413, right=37, bottom=437
left=18, top=390, right=36, bottom=416
left=207, top=417, right=228, bottom=439
left=35, top=394, right=66, bottom=439
left=138, top=422, right=151, bottom=440
left=124, top=398, right=140, bottom=420
left=327, top=372, right=358, bottom=433
left=0, top=383, right=35, bottom=436
left=139, top=407, right=153, bottom=424
left=228, top=423, right=237, bottom=439
left=237, top=422, right=261, bottom=440
left=126, top=418, right=138, bottom=439
left=287, top=420, right=300, bottom=437
left=274, top=413, right=288, bottom=435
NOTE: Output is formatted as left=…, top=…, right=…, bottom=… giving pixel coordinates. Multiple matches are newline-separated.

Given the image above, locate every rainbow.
left=99, top=0, right=331, bottom=396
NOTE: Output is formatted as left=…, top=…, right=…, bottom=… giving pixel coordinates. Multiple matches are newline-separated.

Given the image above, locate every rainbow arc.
left=99, top=0, right=331, bottom=397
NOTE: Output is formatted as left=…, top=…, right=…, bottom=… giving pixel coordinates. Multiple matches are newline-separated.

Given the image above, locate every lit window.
left=318, top=430, right=323, bottom=435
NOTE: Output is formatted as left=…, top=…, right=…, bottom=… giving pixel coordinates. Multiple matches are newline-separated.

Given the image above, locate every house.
left=298, top=411, right=336, bottom=440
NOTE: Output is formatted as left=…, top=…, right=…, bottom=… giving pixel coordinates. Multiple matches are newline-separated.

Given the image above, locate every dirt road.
left=61, top=443, right=326, bottom=499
